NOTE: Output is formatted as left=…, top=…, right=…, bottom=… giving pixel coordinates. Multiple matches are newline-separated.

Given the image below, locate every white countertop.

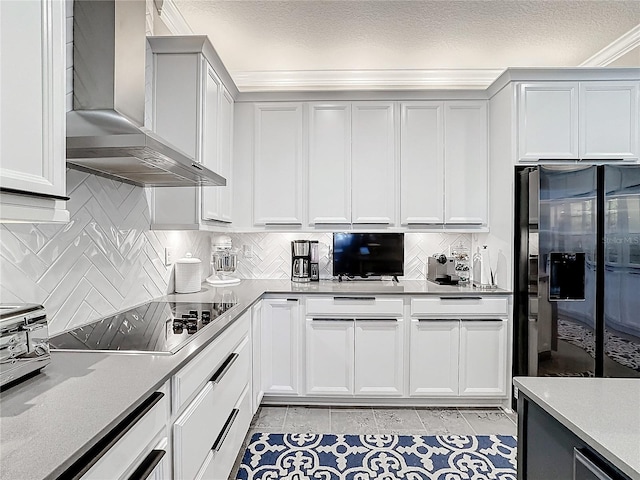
left=0, top=279, right=509, bottom=480
left=514, top=377, right=640, bottom=480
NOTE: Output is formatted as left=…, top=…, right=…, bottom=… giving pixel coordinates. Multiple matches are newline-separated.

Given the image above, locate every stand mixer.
left=205, top=235, right=241, bottom=286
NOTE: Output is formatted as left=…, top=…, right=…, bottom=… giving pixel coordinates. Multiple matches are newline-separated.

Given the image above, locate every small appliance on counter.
left=206, top=235, right=241, bottom=286
left=175, top=253, right=202, bottom=293
left=291, top=240, right=319, bottom=283
left=0, top=304, right=50, bottom=388
left=427, top=254, right=459, bottom=285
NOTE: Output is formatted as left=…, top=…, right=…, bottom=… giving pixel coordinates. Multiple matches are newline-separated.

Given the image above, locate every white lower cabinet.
left=80, top=387, right=170, bottom=480
left=261, top=298, right=300, bottom=395
left=305, top=318, right=354, bottom=395
left=195, top=385, right=252, bottom=480
left=305, top=317, right=404, bottom=397
left=409, top=319, right=460, bottom=396
left=459, top=320, right=507, bottom=396
left=354, top=319, right=404, bottom=395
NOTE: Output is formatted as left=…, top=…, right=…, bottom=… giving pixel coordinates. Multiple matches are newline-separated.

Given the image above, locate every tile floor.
left=229, top=406, right=517, bottom=479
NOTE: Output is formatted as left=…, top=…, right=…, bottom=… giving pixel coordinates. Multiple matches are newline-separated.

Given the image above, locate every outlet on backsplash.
left=243, top=244, right=254, bottom=259
left=164, top=248, right=174, bottom=266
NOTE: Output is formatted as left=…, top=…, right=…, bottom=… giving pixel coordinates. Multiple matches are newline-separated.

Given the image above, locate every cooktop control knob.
left=189, top=310, right=199, bottom=318
left=172, top=321, right=184, bottom=334
left=201, top=311, right=211, bottom=324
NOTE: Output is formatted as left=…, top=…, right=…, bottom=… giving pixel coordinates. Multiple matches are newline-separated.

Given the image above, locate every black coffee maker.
left=291, top=240, right=319, bottom=282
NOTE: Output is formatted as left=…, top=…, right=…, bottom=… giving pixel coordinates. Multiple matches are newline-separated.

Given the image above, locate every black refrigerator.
left=514, top=165, right=640, bottom=383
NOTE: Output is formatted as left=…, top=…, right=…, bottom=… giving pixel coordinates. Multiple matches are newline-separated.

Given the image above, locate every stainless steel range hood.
left=66, top=0, right=225, bottom=187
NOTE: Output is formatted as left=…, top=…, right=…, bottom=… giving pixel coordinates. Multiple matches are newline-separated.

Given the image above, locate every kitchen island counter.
left=514, top=376, right=640, bottom=480
left=0, top=279, right=509, bottom=480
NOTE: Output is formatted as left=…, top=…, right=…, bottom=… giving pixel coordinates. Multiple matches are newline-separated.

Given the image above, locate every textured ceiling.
left=172, top=0, right=640, bottom=89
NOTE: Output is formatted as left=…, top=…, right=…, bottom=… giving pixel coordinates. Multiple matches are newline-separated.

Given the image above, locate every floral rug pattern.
left=237, top=433, right=517, bottom=479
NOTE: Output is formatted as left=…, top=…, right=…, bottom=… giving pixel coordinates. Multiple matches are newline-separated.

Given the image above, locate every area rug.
left=236, top=433, right=517, bottom=479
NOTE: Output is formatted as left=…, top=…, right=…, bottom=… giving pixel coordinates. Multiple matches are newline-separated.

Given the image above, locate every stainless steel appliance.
left=0, top=304, right=50, bottom=387
left=514, top=165, right=640, bottom=382
left=65, top=0, right=225, bottom=187
left=50, top=302, right=236, bottom=354
left=291, top=240, right=319, bottom=283
left=206, top=235, right=241, bottom=286
left=427, top=254, right=459, bottom=285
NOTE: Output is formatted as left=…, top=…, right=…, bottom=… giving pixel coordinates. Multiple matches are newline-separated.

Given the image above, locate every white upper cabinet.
left=518, top=83, right=579, bottom=161
left=400, top=102, right=444, bottom=225
left=444, top=101, right=488, bottom=225
left=0, top=0, right=68, bottom=223
left=517, top=81, right=639, bottom=161
left=150, top=38, right=234, bottom=229
left=351, top=102, right=396, bottom=225
left=218, top=87, right=234, bottom=223
left=308, top=103, right=351, bottom=225
left=579, top=81, right=639, bottom=160
left=253, top=103, right=303, bottom=226
left=201, top=63, right=222, bottom=221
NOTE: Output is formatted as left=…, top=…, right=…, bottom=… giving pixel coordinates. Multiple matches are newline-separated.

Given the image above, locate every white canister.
left=175, top=253, right=201, bottom=293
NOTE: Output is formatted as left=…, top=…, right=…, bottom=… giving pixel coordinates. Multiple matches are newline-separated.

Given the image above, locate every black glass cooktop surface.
left=50, top=302, right=236, bottom=354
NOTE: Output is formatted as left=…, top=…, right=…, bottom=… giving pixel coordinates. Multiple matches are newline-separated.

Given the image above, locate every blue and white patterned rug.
left=237, top=433, right=517, bottom=479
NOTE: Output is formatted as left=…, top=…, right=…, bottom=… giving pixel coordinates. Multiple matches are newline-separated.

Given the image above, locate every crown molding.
left=232, top=69, right=505, bottom=92
left=580, top=24, right=640, bottom=66
left=157, top=0, right=192, bottom=35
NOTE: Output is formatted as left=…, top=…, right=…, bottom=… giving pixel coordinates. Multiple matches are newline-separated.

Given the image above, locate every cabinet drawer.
left=195, top=385, right=252, bottom=480
left=81, top=392, right=168, bottom=480
left=411, top=296, right=508, bottom=317
left=173, top=337, right=250, bottom=480
left=306, top=296, right=403, bottom=317
left=173, top=339, right=251, bottom=480
left=172, top=313, right=249, bottom=412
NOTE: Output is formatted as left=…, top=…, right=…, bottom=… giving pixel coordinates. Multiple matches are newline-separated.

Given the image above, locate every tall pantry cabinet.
left=149, top=36, right=234, bottom=229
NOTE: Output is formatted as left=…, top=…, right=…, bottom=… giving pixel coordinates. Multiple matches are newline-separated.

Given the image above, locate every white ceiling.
left=172, top=0, right=640, bottom=90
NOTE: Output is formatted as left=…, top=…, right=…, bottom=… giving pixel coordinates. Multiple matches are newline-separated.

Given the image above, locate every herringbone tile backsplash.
left=227, top=232, right=470, bottom=280
left=0, top=170, right=211, bottom=335
left=1, top=171, right=470, bottom=335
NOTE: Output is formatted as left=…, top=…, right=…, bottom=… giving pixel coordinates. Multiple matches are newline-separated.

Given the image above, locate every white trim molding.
left=157, top=0, right=192, bottom=35
left=580, top=24, right=640, bottom=67
left=232, top=69, right=505, bottom=92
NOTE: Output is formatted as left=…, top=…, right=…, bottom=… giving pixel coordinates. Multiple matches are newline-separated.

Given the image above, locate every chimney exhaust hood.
left=66, top=0, right=226, bottom=187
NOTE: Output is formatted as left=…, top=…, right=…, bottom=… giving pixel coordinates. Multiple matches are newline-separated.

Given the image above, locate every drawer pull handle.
left=438, top=296, right=482, bottom=300
left=127, top=449, right=166, bottom=480
left=212, top=408, right=239, bottom=452
left=333, top=296, right=376, bottom=301
left=286, top=298, right=298, bottom=302
left=312, top=318, right=353, bottom=322
left=59, top=392, right=165, bottom=480
left=417, top=318, right=459, bottom=322
left=210, top=353, right=239, bottom=384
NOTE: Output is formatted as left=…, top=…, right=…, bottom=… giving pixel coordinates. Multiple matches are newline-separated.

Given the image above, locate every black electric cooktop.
left=50, top=302, right=236, bottom=354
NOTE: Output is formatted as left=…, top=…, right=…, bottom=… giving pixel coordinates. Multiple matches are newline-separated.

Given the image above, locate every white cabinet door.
left=308, top=103, right=351, bottom=225
left=579, top=81, right=639, bottom=160
left=305, top=318, right=354, bottom=395
left=459, top=320, right=507, bottom=397
left=518, top=83, right=579, bottom=161
left=409, top=319, right=459, bottom=396
left=218, top=87, right=234, bottom=222
left=444, top=101, right=488, bottom=225
left=351, top=102, right=396, bottom=225
left=251, top=302, right=263, bottom=413
left=201, top=62, right=222, bottom=221
left=261, top=298, right=300, bottom=395
left=354, top=319, right=404, bottom=396
left=253, top=103, right=303, bottom=225
left=0, top=0, right=67, bottom=222
left=400, top=102, right=444, bottom=225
